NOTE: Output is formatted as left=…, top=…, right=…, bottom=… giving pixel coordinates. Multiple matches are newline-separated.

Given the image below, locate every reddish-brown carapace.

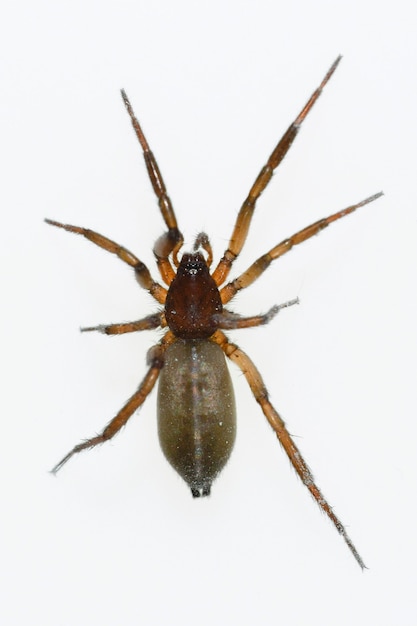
left=46, top=56, right=382, bottom=569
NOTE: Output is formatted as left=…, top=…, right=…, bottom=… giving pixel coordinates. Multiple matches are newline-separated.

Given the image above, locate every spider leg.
left=220, top=192, right=383, bottom=303
left=212, top=56, right=342, bottom=286
left=45, top=218, right=167, bottom=303
left=213, top=329, right=366, bottom=569
left=214, top=298, right=298, bottom=330
left=51, top=337, right=171, bottom=473
left=194, top=232, right=213, bottom=267
left=81, top=312, right=165, bottom=335
left=121, top=90, right=184, bottom=278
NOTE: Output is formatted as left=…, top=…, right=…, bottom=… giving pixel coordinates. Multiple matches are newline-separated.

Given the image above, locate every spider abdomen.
left=157, top=339, right=236, bottom=497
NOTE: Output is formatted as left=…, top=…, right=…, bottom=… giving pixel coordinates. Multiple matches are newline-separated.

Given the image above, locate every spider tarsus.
left=328, top=55, right=342, bottom=78
left=120, top=88, right=150, bottom=153
left=45, top=218, right=67, bottom=231
left=342, top=532, right=367, bottom=570
left=266, top=297, right=300, bottom=322
left=51, top=437, right=101, bottom=475
left=80, top=325, right=106, bottom=334
left=274, top=297, right=300, bottom=314
left=50, top=453, right=72, bottom=475
left=319, top=55, right=342, bottom=94
left=335, top=191, right=384, bottom=221
left=363, top=191, right=384, bottom=205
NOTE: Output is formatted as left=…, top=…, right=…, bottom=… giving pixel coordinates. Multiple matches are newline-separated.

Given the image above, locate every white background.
left=1, top=1, right=416, bottom=624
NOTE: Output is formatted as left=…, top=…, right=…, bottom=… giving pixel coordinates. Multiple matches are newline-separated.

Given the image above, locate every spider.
left=46, top=56, right=382, bottom=569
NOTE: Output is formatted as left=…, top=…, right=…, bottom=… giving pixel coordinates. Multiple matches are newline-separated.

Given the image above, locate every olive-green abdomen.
left=157, top=339, right=236, bottom=497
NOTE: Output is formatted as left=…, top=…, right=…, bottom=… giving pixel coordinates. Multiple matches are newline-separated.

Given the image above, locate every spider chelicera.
left=46, top=56, right=382, bottom=569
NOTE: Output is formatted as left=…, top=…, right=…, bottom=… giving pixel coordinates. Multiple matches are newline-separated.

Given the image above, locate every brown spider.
left=46, top=56, right=382, bottom=569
